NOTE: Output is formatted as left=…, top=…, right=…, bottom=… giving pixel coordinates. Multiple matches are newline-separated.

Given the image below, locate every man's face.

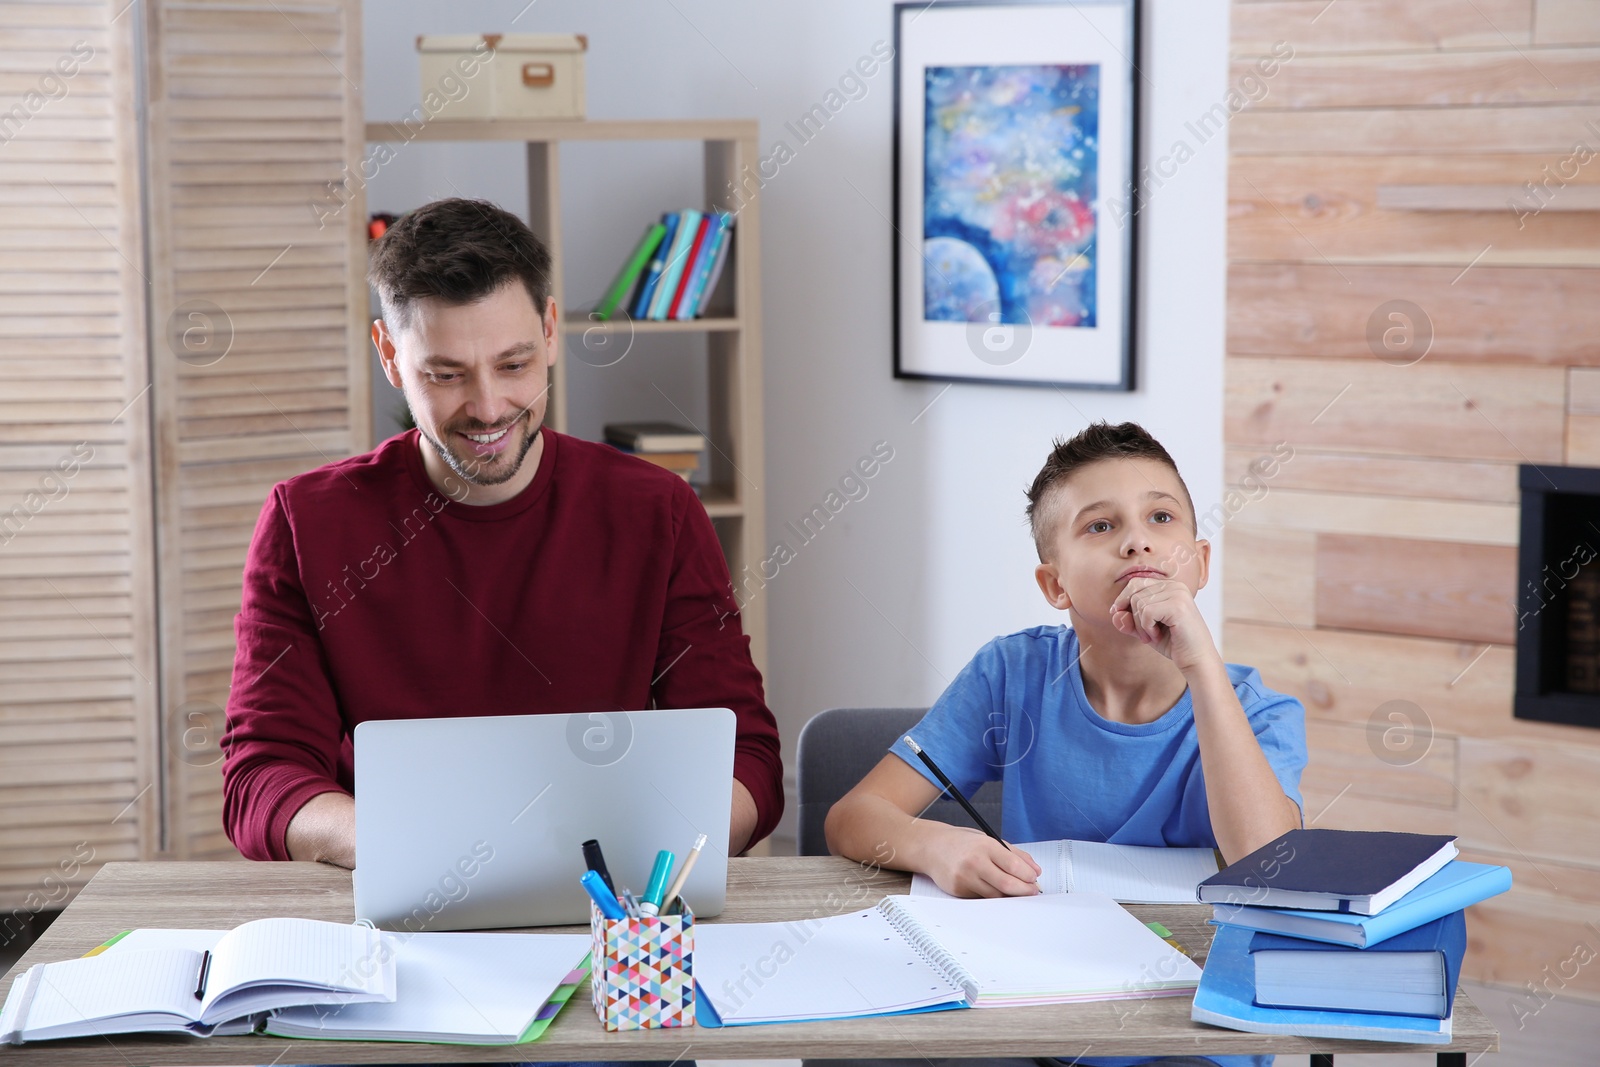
left=1038, top=456, right=1209, bottom=625
left=375, top=281, right=557, bottom=491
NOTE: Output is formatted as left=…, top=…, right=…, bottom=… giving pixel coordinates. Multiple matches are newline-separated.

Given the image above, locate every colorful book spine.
left=648, top=209, right=702, bottom=320
left=631, top=212, right=680, bottom=320
left=596, top=221, right=666, bottom=321
left=676, top=214, right=728, bottom=320
left=666, top=214, right=714, bottom=319
left=694, top=217, right=734, bottom=317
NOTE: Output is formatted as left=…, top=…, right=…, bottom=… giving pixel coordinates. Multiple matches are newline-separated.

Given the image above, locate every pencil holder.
left=589, top=901, right=695, bottom=1030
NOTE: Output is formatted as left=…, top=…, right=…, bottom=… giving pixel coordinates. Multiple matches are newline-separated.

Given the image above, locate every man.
left=221, top=198, right=782, bottom=866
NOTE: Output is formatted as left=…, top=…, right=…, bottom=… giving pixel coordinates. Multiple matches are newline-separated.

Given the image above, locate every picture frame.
left=892, top=0, right=1139, bottom=390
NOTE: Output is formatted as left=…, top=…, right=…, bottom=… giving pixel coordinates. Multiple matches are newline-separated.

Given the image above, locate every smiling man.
left=220, top=197, right=782, bottom=867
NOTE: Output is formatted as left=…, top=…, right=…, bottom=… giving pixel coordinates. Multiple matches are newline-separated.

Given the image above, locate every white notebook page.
left=889, top=892, right=1202, bottom=1003
left=8, top=949, right=203, bottom=1033
left=203, top=917, right=387, bottom=1010
left=268, top=932, right=589, bottom=1040
left=910, top=839, right=1218, bottom=903
left=693, top=909, right=965, bottom=1024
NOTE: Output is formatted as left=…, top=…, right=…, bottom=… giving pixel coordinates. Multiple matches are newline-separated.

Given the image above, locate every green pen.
left=639, top=850, right=676, bottom=917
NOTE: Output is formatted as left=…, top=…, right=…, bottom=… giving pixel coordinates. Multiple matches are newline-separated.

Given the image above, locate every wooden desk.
left=1, top=858, right=1498, bottom=1064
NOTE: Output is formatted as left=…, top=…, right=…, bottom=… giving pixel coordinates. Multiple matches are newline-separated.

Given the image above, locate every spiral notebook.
left=910, top=839, right=1221, bottom=903
left=692, top=892, right=1201, bottom=1026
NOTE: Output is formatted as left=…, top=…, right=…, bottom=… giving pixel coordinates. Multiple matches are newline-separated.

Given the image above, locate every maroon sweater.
left=221, top=429, right=783, bottom=860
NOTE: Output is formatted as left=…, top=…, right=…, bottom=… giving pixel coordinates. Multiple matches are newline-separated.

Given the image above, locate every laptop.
left=352, top=707, right=736, bottom=930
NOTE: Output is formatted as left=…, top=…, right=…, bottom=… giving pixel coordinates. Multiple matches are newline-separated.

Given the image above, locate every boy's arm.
left=1111, top=577, right=1301, bottom=863
left=825, top=754, right=1041, bottom=897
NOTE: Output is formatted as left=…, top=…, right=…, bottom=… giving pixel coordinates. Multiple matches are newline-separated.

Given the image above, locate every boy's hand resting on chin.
left=1109, top=574, right=1220, bottom=675
left=921, top=823, right=1042, bottom=897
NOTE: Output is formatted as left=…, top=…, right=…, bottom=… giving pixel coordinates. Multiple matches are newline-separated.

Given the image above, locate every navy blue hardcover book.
left=1248, top=910, right=1466, bottom=1019
left=1196, top=829, right=1458, bottom=915
left=630, top=212, right=680, bottom=319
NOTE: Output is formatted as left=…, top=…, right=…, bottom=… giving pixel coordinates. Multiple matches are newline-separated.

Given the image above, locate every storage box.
left=590, top=901, right=695, bottom=1030
left=417, top=33, right=587, bottom=121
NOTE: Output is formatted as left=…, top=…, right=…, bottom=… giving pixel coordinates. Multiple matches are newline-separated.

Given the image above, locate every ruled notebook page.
left=1065, top=840, right=1220, bottom=902
left=14, top=950, right=203, bottom=1033
left=204, top=918, right=387, bottom=1010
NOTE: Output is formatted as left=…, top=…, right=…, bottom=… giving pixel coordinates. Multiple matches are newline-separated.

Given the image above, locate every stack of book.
left=1190, top=829, right=1511, bottom=1045
left=603, top=421, right=706, bottom=483
left=593, top=210, right=734, bottom=322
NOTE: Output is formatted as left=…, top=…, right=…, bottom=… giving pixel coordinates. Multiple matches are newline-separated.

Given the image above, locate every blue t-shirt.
left=889, top=625, right=1308, bottom=1067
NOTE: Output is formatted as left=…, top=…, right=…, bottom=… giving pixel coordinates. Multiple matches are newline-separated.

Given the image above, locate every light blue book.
left=648, top=209, right=702, bottom=320
left=1210, top=860, right=1510, bottom=948
left=675, top=213, right=728, bottom=320
left=1191, top=925, right=1452, bottom=1044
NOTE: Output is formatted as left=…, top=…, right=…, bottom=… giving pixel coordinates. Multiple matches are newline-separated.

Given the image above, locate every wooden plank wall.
left=1226, top=0, right=1600, bottom=1000
left=144, top=0, right=368, bottom=859
left=0, top=2, right=159, bottom=912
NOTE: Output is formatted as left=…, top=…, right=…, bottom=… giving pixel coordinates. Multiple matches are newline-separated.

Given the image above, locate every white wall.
left=363, top=0, right=1232, bottom=850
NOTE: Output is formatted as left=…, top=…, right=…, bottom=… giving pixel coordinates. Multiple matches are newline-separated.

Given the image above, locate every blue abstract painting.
left=923, top=64, right=1099, bottom=329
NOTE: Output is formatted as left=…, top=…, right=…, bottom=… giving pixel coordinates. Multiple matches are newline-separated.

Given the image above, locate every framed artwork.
left=892, top=0, right=1139, bottom=390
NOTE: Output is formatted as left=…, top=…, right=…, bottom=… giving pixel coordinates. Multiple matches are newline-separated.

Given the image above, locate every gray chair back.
left=796, top=706, right=1004, bottom=857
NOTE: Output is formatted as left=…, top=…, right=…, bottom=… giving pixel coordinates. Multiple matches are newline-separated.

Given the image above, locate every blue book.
left=1196, top=829, right=1458, bottom=914
left=648, top=209, right=702, bottom=320
left=1211, top=860, right=1510, bottom=948
left=675, top=213, right=727, bottom=320
left=1191, top=925, right=1452, bottom=1044
left=1250, top=910, right=1465, bottom=1019
left=694, top=216, right=735, bottom=316
left=630, top=212, right=680, bottom=320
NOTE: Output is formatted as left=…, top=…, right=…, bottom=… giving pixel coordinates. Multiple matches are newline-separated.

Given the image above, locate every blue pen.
left=639, top=850, right=676, bottom=917
left=580, top=869, right=626, bottom=920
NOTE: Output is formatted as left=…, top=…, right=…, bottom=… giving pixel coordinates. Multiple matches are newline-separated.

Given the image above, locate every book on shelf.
left=630, top=212, right=680, bottom=319
left=1248, top=910, right=1466, bottom=1020
left=1191, top=924, right=1452, bottom=1044
left=1196, top=829, right=1458, bottom=914
left=910, top=838, right=1220, bottom=904
left=1210, top=859, right=1510, bottom=948
left=648, top=209, right=702, bottom=320
left=0, top=918, right=394, bottom=1043
left=605, top=210, right=734, bottom=321
left=603, top=421, right=706, bottom=453
left=593, top=221, right=666, bottom=321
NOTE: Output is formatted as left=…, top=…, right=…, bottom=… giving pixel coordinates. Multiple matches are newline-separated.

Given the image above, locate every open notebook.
left=910, top=839, right=1221, bottom=903
left=94, top=927, right=591, bottom=1046
left=0, top=918, right=393, bottom=1043
left=693, top=891, right=1201, bottom=1026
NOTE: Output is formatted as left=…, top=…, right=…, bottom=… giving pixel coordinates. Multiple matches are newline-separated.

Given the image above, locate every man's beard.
left=417, top=407, right=542, bottom=488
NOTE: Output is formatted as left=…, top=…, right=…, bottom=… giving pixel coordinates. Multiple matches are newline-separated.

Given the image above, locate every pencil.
left=660, top=832, right=707, bottom=913
left=904, top=735, right=1012, bottom=852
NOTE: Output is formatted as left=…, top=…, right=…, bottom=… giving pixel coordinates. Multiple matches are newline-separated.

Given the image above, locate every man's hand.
left=285, top=791, right=356, bottom=868
left=1109, top=575, right=1221, bottom=675
left=921, top=824, right=1041, bottom=898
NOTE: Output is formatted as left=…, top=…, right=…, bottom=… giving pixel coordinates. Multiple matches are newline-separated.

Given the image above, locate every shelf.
left=366, top=118, right=757, bottom=144
left=697, top=485, right=741, bottom=518
left=560, top=313, right=740, bottom=334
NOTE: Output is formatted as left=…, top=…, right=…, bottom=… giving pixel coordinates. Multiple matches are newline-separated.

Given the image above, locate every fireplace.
left=1516, top=464, right=1600, bottom=727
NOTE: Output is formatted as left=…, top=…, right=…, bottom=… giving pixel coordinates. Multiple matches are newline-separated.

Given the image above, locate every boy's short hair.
left=1025, top=421, right=1196, bottom=560
left=367, top=197, right=552, bottom=330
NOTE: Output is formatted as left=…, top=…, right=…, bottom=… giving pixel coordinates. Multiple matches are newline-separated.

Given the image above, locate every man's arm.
left=285, top=791, right=356, bottom=867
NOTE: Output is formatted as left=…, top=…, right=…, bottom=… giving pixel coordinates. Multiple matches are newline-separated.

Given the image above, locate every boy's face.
left=1034, top=456, right=1209, bottom=627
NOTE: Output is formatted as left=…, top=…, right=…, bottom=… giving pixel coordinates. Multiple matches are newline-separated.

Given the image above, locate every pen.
left=582, top=839, right=617, bottom=896
left=193, top=949, right=211, bottom=1000
left=580, top=869, right=626, bottom=920
left=639, top=849, right=676, bottom=917
left=904, top=735, right=1013, bottom=852
left=660, top=832, right=707, bottom=914
left=622, top=888, right=641, bottom=918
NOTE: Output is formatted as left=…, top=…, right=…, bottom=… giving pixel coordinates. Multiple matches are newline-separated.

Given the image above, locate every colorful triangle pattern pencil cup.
left=589, top=900, right=695, bottom=1030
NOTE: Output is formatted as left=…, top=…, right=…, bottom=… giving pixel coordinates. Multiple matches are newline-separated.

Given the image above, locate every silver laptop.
left=352, top=708, right=735, bottom=930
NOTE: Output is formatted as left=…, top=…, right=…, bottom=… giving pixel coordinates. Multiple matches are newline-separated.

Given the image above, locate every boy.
left=826, top=422, right=1305, bottom=1067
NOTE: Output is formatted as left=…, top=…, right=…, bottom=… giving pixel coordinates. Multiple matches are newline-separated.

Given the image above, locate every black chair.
left=795, top=706, right=1004, bottom=857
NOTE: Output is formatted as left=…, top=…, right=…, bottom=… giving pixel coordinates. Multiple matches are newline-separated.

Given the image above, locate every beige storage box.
left=417, top=33, right=587, bottom=121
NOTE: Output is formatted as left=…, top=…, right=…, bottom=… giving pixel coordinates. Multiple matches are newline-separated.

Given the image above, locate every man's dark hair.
left=1024, top=421, right=1195, bottom=560
left=367, top=198, right=552, bottom=329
